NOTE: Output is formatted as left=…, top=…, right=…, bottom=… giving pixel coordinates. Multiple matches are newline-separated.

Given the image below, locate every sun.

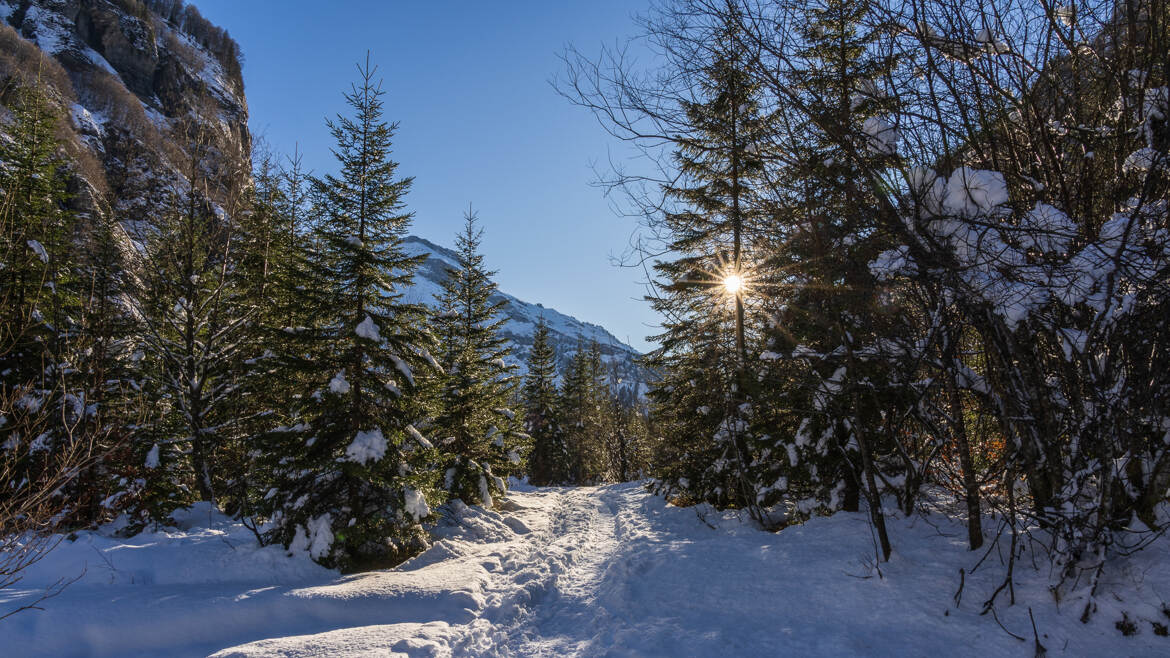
left=722, top=273, right=745, bottom=295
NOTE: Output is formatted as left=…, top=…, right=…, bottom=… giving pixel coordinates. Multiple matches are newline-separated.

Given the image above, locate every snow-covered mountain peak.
left=401, top=235, right=645, bottom=396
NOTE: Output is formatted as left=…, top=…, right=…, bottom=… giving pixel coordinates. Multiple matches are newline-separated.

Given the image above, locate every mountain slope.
left=0, top=0, right=249, bottom=223
left=401, top=236, right=645, bottom=397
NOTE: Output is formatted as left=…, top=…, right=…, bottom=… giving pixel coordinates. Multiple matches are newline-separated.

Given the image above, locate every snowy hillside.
left=4, top=483, right=1168, bottom=656
left=402, top=236, right=646, bottom=392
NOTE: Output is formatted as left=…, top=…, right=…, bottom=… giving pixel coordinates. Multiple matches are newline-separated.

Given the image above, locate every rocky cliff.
left=0, top=0, right=249, bottom=224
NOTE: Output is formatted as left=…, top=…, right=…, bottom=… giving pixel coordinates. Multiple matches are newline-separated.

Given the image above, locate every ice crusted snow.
left=3, top=483, right=1168, bottom=656
left=346, top=428, right=387, bottom=465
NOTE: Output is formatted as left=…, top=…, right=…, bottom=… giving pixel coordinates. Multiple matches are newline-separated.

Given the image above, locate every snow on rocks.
left=345, top=428, right=387, bottom=465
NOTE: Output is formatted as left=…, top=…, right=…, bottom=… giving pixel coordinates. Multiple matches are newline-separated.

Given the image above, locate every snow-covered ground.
left=3, top=483, right=1168, bottom=656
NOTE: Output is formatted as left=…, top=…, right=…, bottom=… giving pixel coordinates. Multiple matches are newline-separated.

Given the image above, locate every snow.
left=1124, top=147, right=1162, bottom=174
left=862, top=116, right=899, bottom=155
left=3, top=484, right=1167, bottom=656
left=406, top=424, right=433, bottom=450
left=144, top=443, right=160, bottom=469
left=390, top=355, right=415, bottom=388
left=942, top=167, right=1009, bottom=218
left=26, top=239, right=48, bottom=264
left=399, top=236, right=641, bottom=384
left=345, top=428, right=387, bottom=465
left=354, top=315, right=381, bottom=342
left=328, top=371, right=350, bottom=395
left=404, top=487, right=431, bottom=520
left=289, top=514, right=334, bottom=562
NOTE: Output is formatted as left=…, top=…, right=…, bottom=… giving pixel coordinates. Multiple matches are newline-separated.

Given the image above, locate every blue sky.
left=193, top=0, right=658, bottom=351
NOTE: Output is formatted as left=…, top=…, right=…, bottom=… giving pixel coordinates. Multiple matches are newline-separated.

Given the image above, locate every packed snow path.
left=4, top=483, right=1169, bottom=656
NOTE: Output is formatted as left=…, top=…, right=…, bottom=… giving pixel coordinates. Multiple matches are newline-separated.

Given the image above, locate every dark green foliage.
left=133, top=135, right=250, bottom=511
left=0, top=85, right=93, bottom=525
left=431, top=209, right=524, bottom=505
left=523, top=320, right=568, bottom=485
left=255, top=58, right=440, bottom=571
left=641, top=12, right=773, bottom=513
left=755, top=0, right=908, bottom=533
left=559, top=339, right=610, bottom=484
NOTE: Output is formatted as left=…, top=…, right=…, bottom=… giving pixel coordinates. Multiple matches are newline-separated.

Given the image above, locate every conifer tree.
left=558, top=339, right=609, bottom=483
left=640, top=10, right=773, bottom=512
left=431, top=208, right=523, bottom=506
left=220, top=148, right=306, bottom=516
left=257, top=57, right=440, bottom=570
left=758, top=0, right=905, bottom=555
left=523, top=319, right=567, bottom=485
left=134, top=136, right=249, bottom=510
left=0, top=84, right=79, bottom=399
left=0, top=84, right=98, bottom=530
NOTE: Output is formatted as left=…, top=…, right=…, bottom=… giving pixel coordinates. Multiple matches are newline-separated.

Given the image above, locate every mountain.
left=0, top=0, right=249, bottom=223
left=401, top=236, right=646, bottom=398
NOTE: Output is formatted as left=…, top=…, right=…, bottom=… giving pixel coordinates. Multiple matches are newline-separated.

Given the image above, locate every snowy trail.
left=4, top=483, right=1170, bottom=656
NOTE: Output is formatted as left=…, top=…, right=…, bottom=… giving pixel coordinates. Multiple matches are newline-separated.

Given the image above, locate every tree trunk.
left=948, top=369, right=983, bottom=550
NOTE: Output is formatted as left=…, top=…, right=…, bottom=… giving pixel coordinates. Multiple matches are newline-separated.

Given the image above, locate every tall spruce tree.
left=0, top=84, right=100, bottom=530
left=756, top=0, right=905, bottom=555
left=431, top=208, right=524, bottom=506
left=642, top=11, right=773, bottom=512
left=257, top=57, right=440, bottom=570
left=558, top=339, right=609, bottom=483
left=523, top=319, right=567, bottom=485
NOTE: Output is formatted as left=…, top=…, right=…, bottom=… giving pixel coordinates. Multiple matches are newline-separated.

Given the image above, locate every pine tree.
left=558, top=339, right=610, bottom=483
left=134, top=136, right=249, bottom=511
left=65, top=209, right=144, bottom=525
left=0, top=84, right=78, bottom=397
left=757, top=0, right=906, bottom=554
left=642, top=9, right=773, bottom=512
left=523, top=319, right=567, bottom=485
left=431, top=208, right=524, bottom=506
left=257, top=57, right=440, bottom=570
left=0, top=84, right=97, bottom=531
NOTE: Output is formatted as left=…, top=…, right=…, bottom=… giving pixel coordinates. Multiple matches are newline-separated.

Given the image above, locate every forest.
left=1, top=0, right=1169, bottom=654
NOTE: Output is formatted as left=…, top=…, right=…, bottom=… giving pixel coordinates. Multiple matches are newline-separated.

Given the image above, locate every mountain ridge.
left=401, top=235, right=646, bottom=398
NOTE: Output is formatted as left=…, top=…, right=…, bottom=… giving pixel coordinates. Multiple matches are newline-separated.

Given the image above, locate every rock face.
left=0, top=0, right=249, bottom=223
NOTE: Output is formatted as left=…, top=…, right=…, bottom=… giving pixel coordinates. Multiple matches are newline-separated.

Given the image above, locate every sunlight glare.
left=723, top=274, right=744, bottom=295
